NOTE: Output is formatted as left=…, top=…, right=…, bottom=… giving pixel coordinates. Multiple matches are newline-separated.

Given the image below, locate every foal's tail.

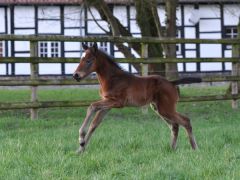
left=171, top=77, right=202, bottom=85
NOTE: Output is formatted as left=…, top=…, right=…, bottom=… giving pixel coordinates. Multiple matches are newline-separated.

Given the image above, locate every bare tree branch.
left=83, top=0, right=141, bottom=71
left=88, top=6, right=110, bottom=34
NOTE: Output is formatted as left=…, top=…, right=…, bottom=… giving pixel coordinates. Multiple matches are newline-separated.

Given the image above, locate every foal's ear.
left=92, top=42, right=98, bottom=53
left=82, top=43, right=88, bottom=50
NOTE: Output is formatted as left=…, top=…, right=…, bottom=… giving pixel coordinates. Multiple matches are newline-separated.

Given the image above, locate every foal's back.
left=122, top=74, right=179, bottom=107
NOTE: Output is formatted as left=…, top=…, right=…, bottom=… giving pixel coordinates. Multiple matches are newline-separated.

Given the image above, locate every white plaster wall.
left=200, top=63, right=222, bottom=71
left=87, top=7, right=101, bottom=20
left=184, top=27, right=196, bottom=38
left=199, top=5, right=220, bottom=18
left=0, top=64, right=6, bottom=75
left=129, top=6, right=140, bottom=34
left=14, top=29, right=33, bottom=77
left=186, top=62, right=197, bottom=72
left=130, top=20, right=140, bottom=34
left=113, top=6, right=128, bottom=27
left=185, top=51, right=197, bottom=71
left=199, top=19, right=221, bottom=32
left=64, top=6, right=83, bottom=28
left=176, top=6, right=182, bottom=26
left=224, top=50, right=232, bottom=70
left=38, top=20, right=61, bottom=34
left=0, top=8, right=5, bottom=33
left=65, top=42, right=80, bottom=51
left=200, top=44, right=222, bottom=58
left=15, top=63, right=30, bottom=75
left=177, top=64, right=183, bottom=72
left=157, top=6, right=166, bottom=26
left=14, top=41, right=30, bottom=52
left=223, top=4, right=240, bottom=26
left=39, top=64, right=61, bottom=75
left=38, top=6, right=61, bottom=34
left=87, top=20, right=109, bottom=34
left=14, top=29, right=35, bottom=35
left=200, top=33, right=222, bottom=59
left=14, top=39, right=31, bottom=74
left=14, top=6, right=35, bottom=28
left=184, top=5, right=195, bottom=26
left=65, top=63, right=79, bottom=74
left=38, top=6, right=60, bottom=19
left=64, top=29, right=81, bottom=36
left=64, top=29, right=81, bottom=59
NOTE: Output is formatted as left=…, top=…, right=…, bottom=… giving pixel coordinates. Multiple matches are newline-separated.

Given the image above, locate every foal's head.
left=73, top=43, right=98, bottom=81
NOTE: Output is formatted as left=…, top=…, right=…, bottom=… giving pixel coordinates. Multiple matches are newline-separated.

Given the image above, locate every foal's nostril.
left=73, top=73, right=79, bottom=78
left=73, top=73, right=81, bottom=82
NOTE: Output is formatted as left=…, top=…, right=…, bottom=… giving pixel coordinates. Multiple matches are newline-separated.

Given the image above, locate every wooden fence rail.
left=0, top=57, right=240, bottom=63
left=0, top=34, right=240, bottom=44
left=0, top=76, right=240, bottom=86
left=0, top=35, right=239, bottom=119
left=1, top=94, right=240, bottom=110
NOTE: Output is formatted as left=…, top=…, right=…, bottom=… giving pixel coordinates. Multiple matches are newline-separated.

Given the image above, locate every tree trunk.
left=135, top=0, right=165, bottom=76
left=165, top=0, right=179, bottom=79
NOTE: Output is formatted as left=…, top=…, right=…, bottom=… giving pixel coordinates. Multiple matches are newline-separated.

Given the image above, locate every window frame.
left=38, top=41, right=60, bottom=58
left=0, top=41, right=4, bottom=57
left=223, top=26, right=237, bottom=50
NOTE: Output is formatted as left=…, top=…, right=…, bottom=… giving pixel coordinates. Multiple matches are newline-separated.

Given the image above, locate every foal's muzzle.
left=73, top=73, right=81, bottom=82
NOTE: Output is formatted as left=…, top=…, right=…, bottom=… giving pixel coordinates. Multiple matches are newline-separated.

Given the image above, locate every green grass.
left=0, top=86, right=240, bottom=179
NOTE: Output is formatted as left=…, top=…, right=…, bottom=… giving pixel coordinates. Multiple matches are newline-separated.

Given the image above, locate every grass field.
left=0, top=86, right=240, bottom=179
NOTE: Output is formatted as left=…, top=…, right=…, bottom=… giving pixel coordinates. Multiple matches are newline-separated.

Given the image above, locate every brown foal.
left=73, top=43, right=201, bottom=153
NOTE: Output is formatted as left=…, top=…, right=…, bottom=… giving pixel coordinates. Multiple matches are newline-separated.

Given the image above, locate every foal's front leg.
left=77, top=99, right=121, bottom=153
left=79, top=109, right=109, bottom=152
left=78, top=105, right=95, bottom=148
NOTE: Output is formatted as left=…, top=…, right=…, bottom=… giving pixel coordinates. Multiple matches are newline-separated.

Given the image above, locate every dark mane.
left=98, top=49, right=123, bottom=70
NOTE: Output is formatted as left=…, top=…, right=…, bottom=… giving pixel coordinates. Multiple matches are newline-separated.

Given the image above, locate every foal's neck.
left=96, top=52, right=123, bottom=85
left=96, top=53, right=122, bottom=77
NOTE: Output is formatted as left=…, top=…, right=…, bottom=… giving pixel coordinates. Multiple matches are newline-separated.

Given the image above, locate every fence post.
left=30, top=41, right=39, bottom=119
left=141, top=43, right=148, bottom=76
left=231, top=21, right=240, bottom=109
left=141, top=43, right=148, bottom=113
left=231, top=60, right=238, bottom=109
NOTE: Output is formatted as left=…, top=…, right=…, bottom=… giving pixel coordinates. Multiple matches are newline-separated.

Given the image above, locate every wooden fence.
left=0, top=35, right=239, bottom=119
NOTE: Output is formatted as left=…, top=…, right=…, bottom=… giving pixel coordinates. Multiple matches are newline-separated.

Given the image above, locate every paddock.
left=0, top=86, right=240, bottom=179
left=0, top=35, right=240, bottom=119
left=0, top=35, right=240, bottom=179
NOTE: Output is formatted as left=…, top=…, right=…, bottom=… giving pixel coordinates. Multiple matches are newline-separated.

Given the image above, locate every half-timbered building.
left=0, top=0, right=239, bottom=76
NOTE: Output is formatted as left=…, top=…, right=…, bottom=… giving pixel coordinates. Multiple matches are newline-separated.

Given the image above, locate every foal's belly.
left=125, top=95, right=152, bottom=107
left=125, top=83, right=153, bottom=107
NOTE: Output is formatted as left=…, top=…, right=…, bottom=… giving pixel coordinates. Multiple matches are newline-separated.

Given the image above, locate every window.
left=39, top=42, right=60, bottom=57
left=176, top=29, right=182, bottom=56
left=100, top=42, right=108, bottom=52
left=51, top=42, right=59, bottom=57
left=225, top=27, right=237, bottom=38
left=0, top=41, right=4, bottom=57
left=84, top=42, right=109, bottom=53
left=224, top=27, right=237, bottom=50
left=39, top=42, right=48, bottom=57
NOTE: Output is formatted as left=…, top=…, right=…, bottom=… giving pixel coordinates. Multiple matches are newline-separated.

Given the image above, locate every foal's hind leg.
left=176, top=113, right=198, bottom=150
left=154, top=102, right=197, bottom=150
left=151, top=103, right=179, bottom=149
left=164, top=112, right=197, bottom=150
left=171, top=123, right=179, bottom=150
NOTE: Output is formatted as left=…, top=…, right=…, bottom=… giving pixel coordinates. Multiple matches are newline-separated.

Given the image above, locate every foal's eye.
left=86, top=60, right=91, bottom=64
